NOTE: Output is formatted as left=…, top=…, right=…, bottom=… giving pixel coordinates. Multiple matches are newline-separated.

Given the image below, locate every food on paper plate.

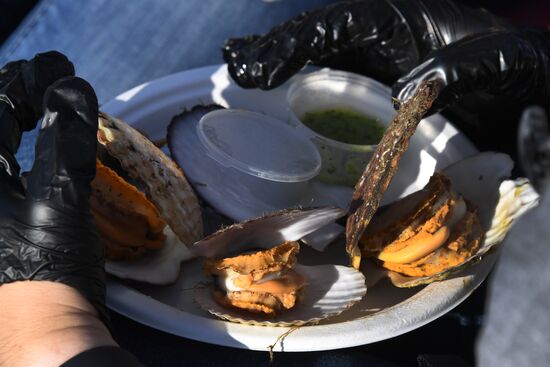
left=91, top=159, right=167, bottom=260
left=204, top=242, right=305, bottom=317
left=361, top=172, right=481, bottom=277
left=332, top=79, right=537, bottom=287
left=359, top=152, right=539, bottom=288
left=192, top=207, right=366, bottom=326
left=91, top=112, right=202, bottom=284
left=97, top=111, right=203, bottom=246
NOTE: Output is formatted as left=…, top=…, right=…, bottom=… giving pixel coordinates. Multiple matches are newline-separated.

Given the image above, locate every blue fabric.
left=0, top=0, right=337, bottom=172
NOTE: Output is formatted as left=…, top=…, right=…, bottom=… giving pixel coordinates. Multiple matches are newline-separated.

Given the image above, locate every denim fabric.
left=476, top=190, right=550, bottom=367
left=0, top=0, right=337, bottom=172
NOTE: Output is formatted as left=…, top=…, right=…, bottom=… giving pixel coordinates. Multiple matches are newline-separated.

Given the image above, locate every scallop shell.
left=381, top=152, right=540, bottom=288
left=105, top=227, right=193, bottom=285
left=195, top=264, right=366, bottom=327
left=190, top=206, right=347, bottom=258
left=98, top=111, right=203, bottom=246
left=192, top=206, right=366, bottom=326
left=105, top=205, right=345, bottom=285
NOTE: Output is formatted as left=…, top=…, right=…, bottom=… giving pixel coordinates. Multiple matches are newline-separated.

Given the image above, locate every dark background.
left=0, top=0, right=37, bottom=44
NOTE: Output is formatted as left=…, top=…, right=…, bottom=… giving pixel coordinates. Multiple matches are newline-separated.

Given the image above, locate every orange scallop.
left=91, top=159, right=166, bottom=260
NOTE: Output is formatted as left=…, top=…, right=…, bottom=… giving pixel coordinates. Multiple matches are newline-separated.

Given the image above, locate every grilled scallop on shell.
left=91, top=159, right=167, bottom=261
left=361, top=172, right=483, bottom=278
left=98, top=111, right=203, bottom=246
left=93, top=112, right=202, bottom=284
left=193, top=207, right=367, bottom=326
left=361, top=152, right=539, bottom=288
left=205, top=242, right=305, bottom=317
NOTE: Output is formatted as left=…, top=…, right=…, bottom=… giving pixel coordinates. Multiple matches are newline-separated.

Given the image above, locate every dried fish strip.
left=345, top=81, right=442, bottom=269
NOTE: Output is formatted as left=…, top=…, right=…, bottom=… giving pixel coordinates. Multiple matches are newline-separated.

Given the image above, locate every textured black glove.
left=392, top=28, right=550, bottom=168
left=392, top=29, right=550, bottom=112
left=223, top=0, right=507, bottom=89
left=0, top=51, right=74, bottom=175
left=0, top=53, right=107, bottom=325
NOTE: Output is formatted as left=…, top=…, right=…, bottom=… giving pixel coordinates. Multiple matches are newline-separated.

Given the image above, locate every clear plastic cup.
left=196, top=109, right=322, bottom=206
left=287, top=69, right=394, bottom=187
left=198, top=109, right=321, bottom=182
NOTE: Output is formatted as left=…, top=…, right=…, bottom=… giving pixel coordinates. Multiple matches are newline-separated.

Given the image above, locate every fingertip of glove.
left=224, top=61, right=258, bottom=89
left=34, top=51, right=75, bottom=77
left=30, top=76, right=99, bottom=198
left=43, top=76, right=98, bottom=129
left=46, top=76, right=97, bottom=102
left=222, top=36, right=268, bottom=89
left=222, top=37, right=239, bottom=53
left=222, top=37, right=251, bottom=64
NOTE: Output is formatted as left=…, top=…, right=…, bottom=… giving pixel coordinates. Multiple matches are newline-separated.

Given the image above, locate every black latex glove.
left=223, top=0, right=507, bottom=90
left=392, top=29, right=550, bottom=112
left=0, top=53, right=107, bottom=325
left=391, top=28, right=550, bottom=169
left=0, top=51, right=74, bottom=175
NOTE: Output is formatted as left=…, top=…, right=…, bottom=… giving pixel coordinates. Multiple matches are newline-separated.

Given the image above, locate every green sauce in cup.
left=301, top=108, right=385, bottom=145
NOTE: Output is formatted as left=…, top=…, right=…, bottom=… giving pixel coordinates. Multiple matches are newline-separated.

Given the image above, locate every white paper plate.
left=103, top=65, right=483, bottom=352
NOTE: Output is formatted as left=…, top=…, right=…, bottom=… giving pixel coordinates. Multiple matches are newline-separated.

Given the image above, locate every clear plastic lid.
left=197, top=109, right=321, bottom=182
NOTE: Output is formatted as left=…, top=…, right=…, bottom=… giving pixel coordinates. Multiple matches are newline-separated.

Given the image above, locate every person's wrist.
left=0, top=281, right=116, bottom=367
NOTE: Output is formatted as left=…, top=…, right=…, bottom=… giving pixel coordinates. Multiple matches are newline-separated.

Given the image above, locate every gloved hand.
left=392, top=29, right=550, bottom=112
left=0, top=52, right=107, bottom=324
left=223, top=0, right=508, bottom=89
left=392, top=28, right=550, bottom=172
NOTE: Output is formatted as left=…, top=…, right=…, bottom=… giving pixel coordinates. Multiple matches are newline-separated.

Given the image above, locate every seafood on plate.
left=204, top=241, right=305, bottom=317
left=91, top=159, right=167, bottom=260
left=361, top=172, right=480, bottom=278
left=193, top=207, right=367, bottom=326
left=340, top=82, right=538, bottom=287
left=92, top=112, right=202, bottom=284
left=359, top=152, right=540, bottom=287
